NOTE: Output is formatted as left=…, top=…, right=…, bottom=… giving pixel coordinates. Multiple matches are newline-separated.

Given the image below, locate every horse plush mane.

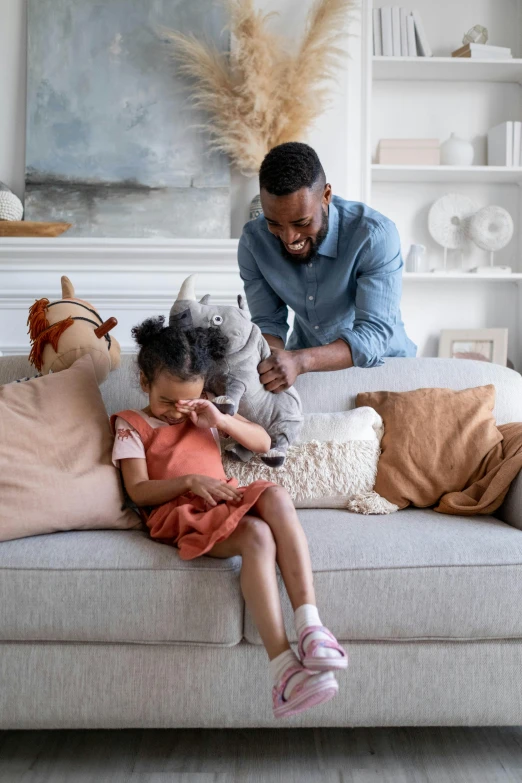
left=27, top=276, right=121, bottom=384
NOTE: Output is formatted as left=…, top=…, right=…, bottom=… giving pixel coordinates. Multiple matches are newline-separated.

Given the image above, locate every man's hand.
left=258, top=347, right=303, bottom=393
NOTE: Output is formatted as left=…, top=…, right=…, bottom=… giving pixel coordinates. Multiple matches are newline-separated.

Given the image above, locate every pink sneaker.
left=298, top=626, right=349, bottom=672
left=272, top=663, right=338, bottom=719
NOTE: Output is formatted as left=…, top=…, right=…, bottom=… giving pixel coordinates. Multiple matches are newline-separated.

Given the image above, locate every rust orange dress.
left=111, top=409, right=276, bottom=560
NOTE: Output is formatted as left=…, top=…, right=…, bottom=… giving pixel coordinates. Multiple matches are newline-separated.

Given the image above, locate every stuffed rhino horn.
left=169, top=275, right=198, bottom=327
left=175, top=275, right=197, bottom=302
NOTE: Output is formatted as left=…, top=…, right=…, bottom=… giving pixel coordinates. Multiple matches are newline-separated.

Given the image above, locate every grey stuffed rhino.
left=169, top=275, right=303, bottom=467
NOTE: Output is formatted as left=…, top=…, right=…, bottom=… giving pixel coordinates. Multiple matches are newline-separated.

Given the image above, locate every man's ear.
left=323, top=183, right=333, bottom=207
left=237, top=295, right=246, bottom=310
left=139, top=370, right=150, bottom=394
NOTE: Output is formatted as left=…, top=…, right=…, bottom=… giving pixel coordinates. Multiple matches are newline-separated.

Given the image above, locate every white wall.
left=0, top=0, right=361, bottom=229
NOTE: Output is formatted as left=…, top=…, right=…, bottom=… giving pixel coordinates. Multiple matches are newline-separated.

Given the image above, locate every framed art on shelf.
left=438, top=329, right=509, bottom=365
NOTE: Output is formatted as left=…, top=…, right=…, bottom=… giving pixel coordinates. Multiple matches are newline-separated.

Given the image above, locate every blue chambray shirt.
left=238, top=195, right=416, bottom=368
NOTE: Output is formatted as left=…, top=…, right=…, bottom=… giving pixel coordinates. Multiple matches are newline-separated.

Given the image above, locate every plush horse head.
left=27, top=276, right=121, bottom=384
left=169, top=275, right=253, bottom=353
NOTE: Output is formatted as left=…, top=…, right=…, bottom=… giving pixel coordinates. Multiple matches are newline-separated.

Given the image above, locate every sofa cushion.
left=2, top=355, right=522, bottom=424
left=244, top=509, right=522, bottom=643
left=295, top=357, right=522, bottom=424
left=0, top=530, right=243, bottom=645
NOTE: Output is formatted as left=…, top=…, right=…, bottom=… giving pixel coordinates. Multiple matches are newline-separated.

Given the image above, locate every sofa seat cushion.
left=244, top=509, right=522, bottom=643
left=0, top=530, right=243, bottom=646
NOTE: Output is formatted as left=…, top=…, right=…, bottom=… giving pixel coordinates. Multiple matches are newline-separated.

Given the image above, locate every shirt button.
left=308, top=296, right=314, bottom=301
left=314, top=325, right=319, bottom=330
left=308, top=262, right=313, bottom=267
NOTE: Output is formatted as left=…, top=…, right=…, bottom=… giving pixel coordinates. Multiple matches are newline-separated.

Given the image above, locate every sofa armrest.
left=498, top=469, right=522, bottom=530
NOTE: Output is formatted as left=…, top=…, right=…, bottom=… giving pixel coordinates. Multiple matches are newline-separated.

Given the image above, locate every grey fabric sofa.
left=1, top=354, right=522, bottom=729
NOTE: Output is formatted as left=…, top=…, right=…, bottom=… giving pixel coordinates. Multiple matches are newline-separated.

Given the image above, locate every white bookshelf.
left=362, top=0, right=522, bottom=367
left=373, top=56, right=522, bottom=83
left=372, top=165, right=522, bottom=183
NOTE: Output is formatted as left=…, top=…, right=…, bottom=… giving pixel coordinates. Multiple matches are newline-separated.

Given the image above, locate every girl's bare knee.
left=239, top=516, right=276, bottom=555
left=258, top=485, right=296, bottom=517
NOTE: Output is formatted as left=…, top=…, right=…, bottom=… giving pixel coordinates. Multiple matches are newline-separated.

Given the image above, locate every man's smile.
left=283, top=238, right=310, bottom=255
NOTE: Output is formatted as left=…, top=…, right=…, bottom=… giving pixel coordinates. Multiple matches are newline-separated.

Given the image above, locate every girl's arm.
left=120, top=458, right=243, bottom=507
left=177, top=399, right=271, bottom=454
left=219, top=412, right=271, bottom=454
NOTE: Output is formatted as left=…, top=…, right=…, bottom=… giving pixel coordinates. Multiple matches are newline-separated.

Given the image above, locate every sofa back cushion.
left=2, top=354, right=522, bottom=424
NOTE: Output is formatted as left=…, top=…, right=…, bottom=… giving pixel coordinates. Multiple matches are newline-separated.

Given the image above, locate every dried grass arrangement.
left=161, top=0, right=357, bottom=176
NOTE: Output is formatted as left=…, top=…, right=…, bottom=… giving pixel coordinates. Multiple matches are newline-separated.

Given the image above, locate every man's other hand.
left=258, top=347, right=301, bottom=393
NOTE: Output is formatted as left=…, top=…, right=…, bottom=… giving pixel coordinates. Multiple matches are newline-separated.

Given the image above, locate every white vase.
left=440, top=133, right=474, bottom=166
left=230, top=172, right=260, bottom=238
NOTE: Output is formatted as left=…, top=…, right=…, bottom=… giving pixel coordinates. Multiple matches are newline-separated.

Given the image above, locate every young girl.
left=112, top=316, right=347, bottom=719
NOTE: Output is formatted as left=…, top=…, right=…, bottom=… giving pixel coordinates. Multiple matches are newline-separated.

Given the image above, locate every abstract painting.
left=25, top=0, right=231, bottom=238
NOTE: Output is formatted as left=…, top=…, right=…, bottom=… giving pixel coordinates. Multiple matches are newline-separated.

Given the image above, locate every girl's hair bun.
left=131, top=317, right=229, bottom=384
left=131, top=316, right=165, bottom=347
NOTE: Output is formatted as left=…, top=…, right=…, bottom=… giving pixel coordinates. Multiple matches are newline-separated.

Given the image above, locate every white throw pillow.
left=223, top=408, right=397, bottom=514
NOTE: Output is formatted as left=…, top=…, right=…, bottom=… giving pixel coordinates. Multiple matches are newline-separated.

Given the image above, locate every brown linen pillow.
left=0, top=354, right=139, bottom=541
left=356, top=385, right=503, bottom=509
left=0, top=221, right=71, bottom=237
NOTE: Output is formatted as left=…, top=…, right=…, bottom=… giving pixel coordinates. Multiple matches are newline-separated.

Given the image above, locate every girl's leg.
left=254, top=486, right=348, bottom=669
left=208, top=515, right=289, bottom=660
left=254, top=486, right=316, bottom=610
left=208, top=514, right=338, bottom=717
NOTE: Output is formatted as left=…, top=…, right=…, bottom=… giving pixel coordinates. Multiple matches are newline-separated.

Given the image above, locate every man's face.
left=261, top=184, right=332, bottom=263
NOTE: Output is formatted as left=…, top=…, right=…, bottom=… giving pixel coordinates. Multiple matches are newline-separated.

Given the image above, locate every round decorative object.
left=440, top=133, right=474, bottom=166
left=428, top=194, right=478, bottom=250
left=469, top=205, right=514, bottom=251
left=462, top=25, right=488, bottom=45
left=0, top=189, right=24, bottom=221
left=249, top=194, right=263, bottom=221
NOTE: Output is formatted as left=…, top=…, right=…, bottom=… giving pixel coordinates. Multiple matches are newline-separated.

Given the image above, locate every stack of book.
left=487, top=122, right=522, bottom=167
left=452, top=43, right=512, bottom=60
left=373, top=8, right=432, bottom=57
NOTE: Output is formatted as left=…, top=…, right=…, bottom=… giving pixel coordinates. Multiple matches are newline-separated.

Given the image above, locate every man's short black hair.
left=259, top=142, right=326, bottom=196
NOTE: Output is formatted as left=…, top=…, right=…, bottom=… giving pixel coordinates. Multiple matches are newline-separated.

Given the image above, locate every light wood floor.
left=1, top=727, right=522, bottom=782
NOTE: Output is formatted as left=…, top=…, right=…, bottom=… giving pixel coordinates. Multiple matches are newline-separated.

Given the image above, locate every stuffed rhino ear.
left=61, top=276, right=75, bottom=299
left=237, top=295, right=246, bottom=310
left=199, top=294, right=211, bottom=305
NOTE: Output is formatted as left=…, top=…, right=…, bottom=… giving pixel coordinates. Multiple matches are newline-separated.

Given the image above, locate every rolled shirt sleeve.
left=338, top=221, right=404, bottom=368
left=238, top=235, right=289, bottom=344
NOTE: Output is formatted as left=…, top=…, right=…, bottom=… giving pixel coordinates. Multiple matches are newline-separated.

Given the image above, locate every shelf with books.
left=372, top=56, right=522, bottom=84
left=372, top=165, right=522, bottom=184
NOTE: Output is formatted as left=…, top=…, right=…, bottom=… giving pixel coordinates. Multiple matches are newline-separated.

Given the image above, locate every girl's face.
left=140, top=370, right=205, bottom=424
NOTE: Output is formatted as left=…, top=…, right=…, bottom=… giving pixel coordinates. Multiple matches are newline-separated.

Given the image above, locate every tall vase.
left=230, top=171, right=260, bottom=238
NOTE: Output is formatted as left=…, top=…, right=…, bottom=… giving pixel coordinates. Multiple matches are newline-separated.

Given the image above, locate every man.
left=238, top=142, right=416, bottom=393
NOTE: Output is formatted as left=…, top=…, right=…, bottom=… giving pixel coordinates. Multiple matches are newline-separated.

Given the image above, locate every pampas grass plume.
left=161, top=0, right=357, bottom=176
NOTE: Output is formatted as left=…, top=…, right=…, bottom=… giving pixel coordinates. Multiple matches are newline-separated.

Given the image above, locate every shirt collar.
left=317, top=202, right=339, bottom=259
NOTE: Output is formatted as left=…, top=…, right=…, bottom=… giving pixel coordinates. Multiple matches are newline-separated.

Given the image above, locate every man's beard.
left=278, top=208, right=330, bottom=264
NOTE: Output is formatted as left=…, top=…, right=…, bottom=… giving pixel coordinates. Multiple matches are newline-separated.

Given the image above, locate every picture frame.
left=438, top=329, right=508, bottom=366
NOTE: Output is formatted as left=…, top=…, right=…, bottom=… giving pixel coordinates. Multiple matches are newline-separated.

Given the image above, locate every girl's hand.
left=187, top=475, right=243, bottom=506
left=176, top=399, right=225, bottom=430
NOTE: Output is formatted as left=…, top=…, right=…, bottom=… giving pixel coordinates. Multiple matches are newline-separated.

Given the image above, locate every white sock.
left=270, top=648, right=309, bottom=699
left=295, top=604, right=341, bottom=660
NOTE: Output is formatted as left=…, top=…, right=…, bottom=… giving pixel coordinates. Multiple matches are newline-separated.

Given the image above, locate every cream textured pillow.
left=0, top=354, right=139, bottom=541
left=223, top=408, right=397, bottom=514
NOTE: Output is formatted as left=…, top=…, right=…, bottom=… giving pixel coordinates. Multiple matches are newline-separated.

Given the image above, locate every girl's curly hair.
left=132, top=316, right=228, bottom=383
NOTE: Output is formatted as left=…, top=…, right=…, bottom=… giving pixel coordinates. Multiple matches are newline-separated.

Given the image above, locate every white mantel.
left=0, top=238, right=244, bottom=355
